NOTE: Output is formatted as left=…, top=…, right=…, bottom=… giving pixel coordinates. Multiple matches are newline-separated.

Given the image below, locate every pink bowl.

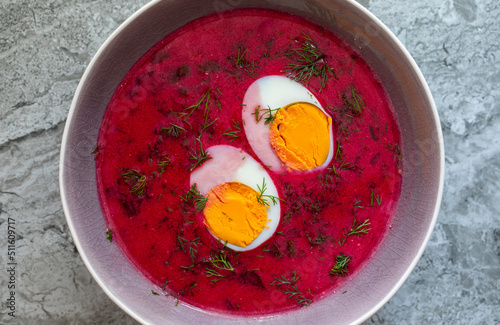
left=60, top=0, right=444, bottom=323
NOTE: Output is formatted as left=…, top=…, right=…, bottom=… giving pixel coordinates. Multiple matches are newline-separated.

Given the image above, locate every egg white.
left=190, top=145, right=280, bottom=251
left=241, top=75, right=334, bottom=173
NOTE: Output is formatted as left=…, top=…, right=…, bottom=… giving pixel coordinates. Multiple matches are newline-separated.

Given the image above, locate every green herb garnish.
left=270, top=270, right=312, bottom=307
left=222, top=120, right=242, bottom=142
left=204, top=268, right=227, bottom=284
left=176, top=236, right=202, bottom=261
left=160, top=123, right=186, bottom=137
left=181, top=183, right=208, bottom=213
left=256, top=178, right=282, bottom=206
left=188, top=136, right=211, bottom=171
left=329, top=253, right=351, bottom=276
left=105, top=228, right=113, bottom=243
left=346, top=215, right=371, bottom=237
left=283, top=31, right=336, bottom=92
left=203, top=250, right=234, bottom=272
left=353, top=199, right=363, bottom=209
left=229, top=45, right=258, bottom=78
left=342, top=85, right=365, bottom=116
left=384, top=141, right=402, bottom=167
left=121, top=168, right=148, bottom=197
left=91, top=144, right=101, bottom=159
left=200, top=90, right=219, bottom=134
left=251, top=105, right=281, bottom=125
left=179, top=89, right=211, bottom=119
left=371, top=189, right=382, bottom=207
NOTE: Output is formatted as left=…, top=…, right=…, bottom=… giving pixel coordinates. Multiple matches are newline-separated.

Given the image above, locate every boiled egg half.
left=190, top=145, right=280, bottom=251
left=242, top=75, right=334, bottom=172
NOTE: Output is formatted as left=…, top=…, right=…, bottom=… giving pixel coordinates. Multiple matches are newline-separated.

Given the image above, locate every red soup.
left=95, top=8, right=403, bottom=315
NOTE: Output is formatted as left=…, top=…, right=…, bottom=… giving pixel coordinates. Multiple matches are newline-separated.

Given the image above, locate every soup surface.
left=95, top=8, right=403, bottom=315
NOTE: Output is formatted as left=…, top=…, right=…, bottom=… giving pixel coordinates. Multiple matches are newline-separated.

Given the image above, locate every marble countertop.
left=0, top=0, right=498, bottom=324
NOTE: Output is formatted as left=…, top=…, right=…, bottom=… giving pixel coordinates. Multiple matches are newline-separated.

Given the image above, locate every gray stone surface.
left=0, top=0, right=498, bottom=324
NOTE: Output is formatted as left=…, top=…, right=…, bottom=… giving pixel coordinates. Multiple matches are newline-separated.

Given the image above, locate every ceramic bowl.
left=60, top=0, right=444, bottom=323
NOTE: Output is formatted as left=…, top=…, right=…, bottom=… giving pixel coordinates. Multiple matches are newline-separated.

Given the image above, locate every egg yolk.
left=270, top=102, right=332, bottom=171
left=203, top=182, right=267, bottom=247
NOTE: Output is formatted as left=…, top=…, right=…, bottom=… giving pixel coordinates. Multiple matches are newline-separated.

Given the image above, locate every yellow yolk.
left=203, top=182, right=267, bottom=247
left=270, top=102, right=332, bottom=171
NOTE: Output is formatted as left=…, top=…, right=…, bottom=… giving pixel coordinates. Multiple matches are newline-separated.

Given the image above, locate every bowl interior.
left=60, top=0, right=443, bottom=324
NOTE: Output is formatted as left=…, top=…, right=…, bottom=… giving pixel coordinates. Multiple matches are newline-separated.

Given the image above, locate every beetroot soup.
left=95, top=8, right=403, bottom=315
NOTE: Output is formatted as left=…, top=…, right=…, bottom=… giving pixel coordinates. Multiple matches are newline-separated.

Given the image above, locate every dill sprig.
left=256, top=178, right=282, bottom=206
left=229, top=45, right=258, bottom=78
left=329, top=253, right=351, bottom=276
left=91, top=144, right=101, bottom=160
left=251, top=105, right=281, bottom=125
left=105, top=229, right=113, bottom=243
left=317, top=171, right=334, bottom=188
left=180, top=281, right=197, bottom=296
left=181, top=183, right=208, bottom=213
left=203, top=250, right=234, bottom=272
left=179, top=89, right=211, bottom=119
left=188, top=136, right=211, bottom=171
left=157, top=155, right=171, bottom=168
left=346, top=215, right=371, bottom=237
left=121, top=169, right=148, bottom=198
left=383, top=141, right=402, bottom=168
left=200, top=90, right=219, bottom=134
left=353, top=199, right=364, bottom=209
left=222, top=120, right=242, bottom=142
left=305, top=230, right=330, bottom=247
left=202, top=250, right=235, bottom=284
left=342, top=85, right=365, bottom=116
left=176, top=235, right=202, bottom=261
left=270, top=270, right=312, bottom=307
left=338, top=159, right=356, bottom=170
left=371, top=189, right=382, bottom=207
left=283, top=31, right=336, bottom=92
left=160, top=123, right=186, bottom=137
left=204, top=268, right=227, bottom=284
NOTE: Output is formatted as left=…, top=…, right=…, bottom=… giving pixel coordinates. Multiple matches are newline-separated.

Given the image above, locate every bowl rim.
left=59, top=0, right=444, bottom=324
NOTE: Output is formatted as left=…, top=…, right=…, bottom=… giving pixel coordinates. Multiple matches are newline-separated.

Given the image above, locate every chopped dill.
left=120, top=168, right=148, bottom=198
left=346, top=215, right=371, bottom=237
left=251, top=105, right=281, bottom=125
left=222, top=120, right=242, bottom=142
left=162, top=278, right=173, bottom=291
left=188, top=136, right=212, bottom=171
left=341, top=85, right=365, bottom=116
left=229, top=45, right=258, bottom=78
left=204, top=268, right=227, bottom=284
left=283, top=31, right=336, bottom=92
left=200, top=90, right=219, bottom=134
left=353, top=199, right=364, bottom=209
left=157, top=155, right=171, bottom=168
left=180, top=264, right=194, bottom=271
left=256, top=178, right=283, bottom=206
left=306, top=231, right=330, bottom=247
left=179, top=89, right=211, bottom=119
left=105, top=228, right=113, bottom=243
left=384, top=141, right=402, bottom=167
left=181, top=183, right=208, bottom=213
left=203, top=250, right=235, bottom=272
left=371, top=189, right=382, bottom=207
left=329, top=253, right=351, bottom=276
left=91, top=144, right=101, bottom=159
left=160, top=123, right=186, bottom=137
left=270, top=270, right=312, bottom=307
left=176, top=236, right=202, bottom=262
